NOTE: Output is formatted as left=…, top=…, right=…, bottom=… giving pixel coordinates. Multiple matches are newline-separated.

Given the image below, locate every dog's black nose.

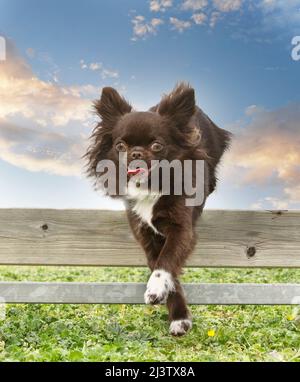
left=130, top=149, right=144, bottom=160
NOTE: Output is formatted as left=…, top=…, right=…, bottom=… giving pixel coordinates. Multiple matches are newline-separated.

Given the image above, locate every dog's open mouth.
left=127, top=163, right=160, bottom=187
left=127, top=167, right=148, bottom=177
left=127, top=164, right=153, bottom=180
left=127, top=167, right=149, bottom=189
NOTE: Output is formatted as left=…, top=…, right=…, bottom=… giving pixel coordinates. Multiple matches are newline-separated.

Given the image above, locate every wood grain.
left=0, top=282, right=299, bottom=304
left=0, top=209, right=299, bottom=267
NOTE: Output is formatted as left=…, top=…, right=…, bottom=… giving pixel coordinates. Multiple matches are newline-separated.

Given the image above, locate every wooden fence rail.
left=0, top=209, right=299, bottom=304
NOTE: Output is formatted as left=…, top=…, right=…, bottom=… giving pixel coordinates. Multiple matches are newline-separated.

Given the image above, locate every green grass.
left=0, top=266, right=300, bottom=361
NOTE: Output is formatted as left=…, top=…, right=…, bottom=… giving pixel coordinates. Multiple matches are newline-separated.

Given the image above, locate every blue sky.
left=0, top=0, right=300, bottom=209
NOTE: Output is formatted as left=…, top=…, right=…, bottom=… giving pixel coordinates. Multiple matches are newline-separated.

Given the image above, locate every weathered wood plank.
left=0, top=209, right=299, bottom=267
left=0, top=282, right=299, bottom=304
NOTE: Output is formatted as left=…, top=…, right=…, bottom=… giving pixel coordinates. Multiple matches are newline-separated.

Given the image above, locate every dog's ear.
left=157, top=82, right=196, bottom=128
left=86, top=88, right=131, bottom=178
left=94, top=87, right=132, bottom=128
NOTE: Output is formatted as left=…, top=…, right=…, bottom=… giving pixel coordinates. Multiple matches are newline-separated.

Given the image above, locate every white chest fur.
left=132, top=195, right=160, bottom=233
left=133, top=195, right=159, bottom=232
left=127, top=182, right=161, bottom=234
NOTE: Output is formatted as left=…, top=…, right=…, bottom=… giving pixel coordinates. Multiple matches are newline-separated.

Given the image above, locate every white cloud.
left=89, top=62, right=102, bottom=71
left=25, top=47, right=35, bottom=59
left=150, top=0, right=173, bottom=12
left=261, top=0, right=276, bottom=8
left=209, top=11, right=221, bottom=27
left=132, top=15, right=164, bottom=40
left=151, top=17, right=164, bottom=27
left=101, top=68, right=119, bottom=79
left=251, top=197, right=289, bottom=210
left=131, top=0, right=247, bottom=37
left=265, top=197, right=289, bottom=210
left=80, top=59, right=119, bottom=79
left=0, top=60, right=92, bottom=127
left=285, top=186, right=300, bottom=204
left=0, top=40, right=98, bottom=176
left=213, top=0, right=242, bottom=12
left=259, top=0, right=300, bottom=33
left=169, top=17, right=192, bottom=32
left=0, top=119, right=85, bottom=176
left=80, top=59, right=88, bottom=69
left=132, top=0, right=300, bottom=39
left=261, top=0, right=296, bottom=10
left=225, top=103, right=300, bottom=207
left=191, top=12, right=207, bottom=24
left=182, top=0, right=208, bottom=11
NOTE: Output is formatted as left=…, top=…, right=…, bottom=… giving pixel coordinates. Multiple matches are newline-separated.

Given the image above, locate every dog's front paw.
left=169, top=319, right=192, bottom=336
left=144, top=269, right=175, bottom=305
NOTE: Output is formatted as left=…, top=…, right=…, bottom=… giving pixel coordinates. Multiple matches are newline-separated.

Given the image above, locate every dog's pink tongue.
left=127, top=168, right=146, bottom=175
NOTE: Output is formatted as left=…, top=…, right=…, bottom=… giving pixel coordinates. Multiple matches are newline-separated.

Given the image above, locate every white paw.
left=144, top=269, right=175, bottom=305
left=169, top=319, right=192, bottom=336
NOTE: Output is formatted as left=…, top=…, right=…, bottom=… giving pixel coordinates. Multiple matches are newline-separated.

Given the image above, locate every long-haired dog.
left=86, top=83, right=231, bottom=336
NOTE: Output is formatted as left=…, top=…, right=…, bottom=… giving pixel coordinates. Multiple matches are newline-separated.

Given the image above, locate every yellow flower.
left=207, top=329, right=216, bottom=337
left=286, top=314, right=295, bottom=321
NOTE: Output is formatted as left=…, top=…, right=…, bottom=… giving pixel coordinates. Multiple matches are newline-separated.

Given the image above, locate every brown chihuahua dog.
left=86, top=83, right=231, bottom=336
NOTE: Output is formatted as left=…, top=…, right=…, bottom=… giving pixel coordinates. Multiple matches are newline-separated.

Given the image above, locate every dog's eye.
left=151, top=142, right=164, bottom=152
left=115, top=142, right=127, bottom=152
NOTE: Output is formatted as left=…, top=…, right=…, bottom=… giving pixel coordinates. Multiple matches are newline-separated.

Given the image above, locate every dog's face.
left=112, top=112, right=178, bottom=168
left=88, top=84, right=200, bottom=169
left=86, top=83, right=206, bottom=194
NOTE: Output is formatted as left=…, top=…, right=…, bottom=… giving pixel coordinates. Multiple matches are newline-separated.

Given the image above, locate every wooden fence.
left=0, top=209, right=299, bottom=304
